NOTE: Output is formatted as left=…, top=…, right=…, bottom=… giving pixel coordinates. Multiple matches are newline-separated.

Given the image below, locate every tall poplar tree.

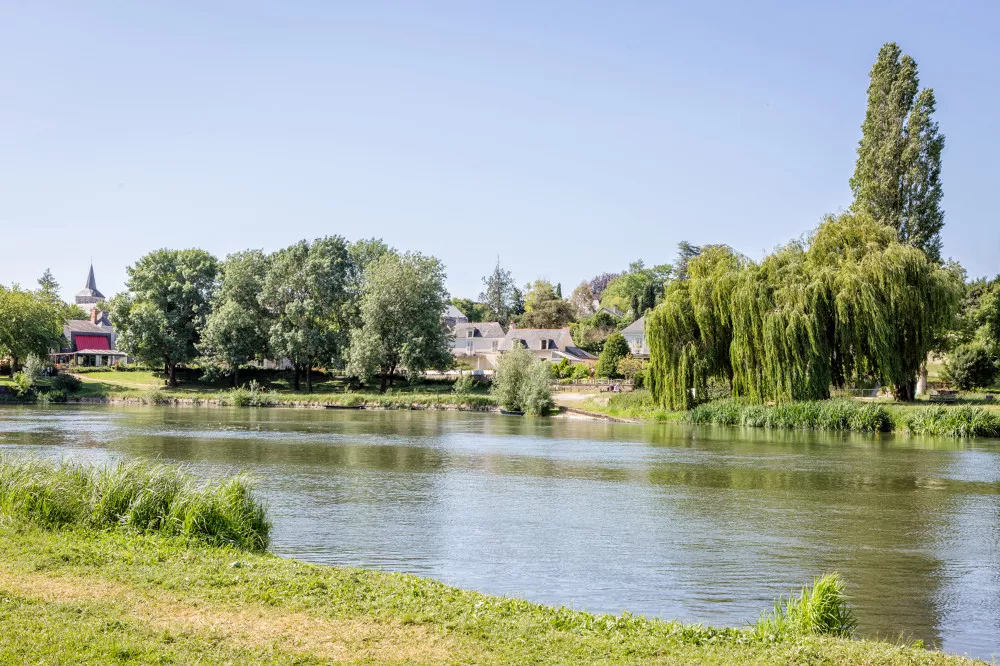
left=849, top=42, right=945, bottom=261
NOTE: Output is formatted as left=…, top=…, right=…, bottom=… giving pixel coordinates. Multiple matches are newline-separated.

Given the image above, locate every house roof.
left=622, top=316, right=646, bottom=334
left=75, top=264, right=105, bottom=300
left=443, top=305, right=467, bottom=320
left=74, top=334, right=111, bottom=352
left=502, top=327, right=597, bottom=359
left=596, top=306, right=624, bottom=317
left=64, top=320, right=112, bottom=335
left=454, top=322, right=504, bottom=338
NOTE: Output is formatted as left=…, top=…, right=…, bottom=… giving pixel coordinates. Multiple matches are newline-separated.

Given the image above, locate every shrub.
left=50, top=373, right=83, bottom=393
left=22, top=354, right=47, bottom=383
left=570, top=363, right=591, bottom=381
left=596, top=333, right=630, bottom=378
left=753, top=573, right=856, bottom=640
left=220, top=380, right=274, bottom=407
left=10, top=372, right=36, bottom=398
left=139, top=388, right=171, bottom=405
left=491, top=344, right=552, bottom=415
left=41, top=389, right=67, bottom=404
left=0, top=457, right=271, bottom=551
left=944, top=343, right=998, bottom=390
left=452, top=374, right=475, bottom=394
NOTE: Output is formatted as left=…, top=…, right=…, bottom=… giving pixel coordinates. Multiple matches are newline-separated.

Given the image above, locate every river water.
left=1, top=405, right=998, bottom=659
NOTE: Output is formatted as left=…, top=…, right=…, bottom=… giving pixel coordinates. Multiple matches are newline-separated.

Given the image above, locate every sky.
left=1, top=1, right=997, bottom=304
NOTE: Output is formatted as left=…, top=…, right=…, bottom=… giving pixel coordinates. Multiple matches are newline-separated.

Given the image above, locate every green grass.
left=578, top=390, right=683, bottom=421
left=0, top=518, right=978, bottom=663
left=0, top=458, right=270, bottom=551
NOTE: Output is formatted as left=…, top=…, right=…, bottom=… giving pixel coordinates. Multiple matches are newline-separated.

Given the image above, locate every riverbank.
left=572, top=391, right=1000, bottom=438
left=0, top=524, right=977, bottom=665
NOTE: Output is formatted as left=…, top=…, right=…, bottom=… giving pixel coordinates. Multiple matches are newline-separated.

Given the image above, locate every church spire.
left=84, top=264, right=98, bottom=293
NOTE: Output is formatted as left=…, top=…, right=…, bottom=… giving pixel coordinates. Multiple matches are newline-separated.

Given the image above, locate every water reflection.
left=1, top=405, right=998, bottom=660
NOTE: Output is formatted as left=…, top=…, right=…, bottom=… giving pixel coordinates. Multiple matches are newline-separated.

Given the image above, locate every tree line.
left=105, top=238, right=451, bottom=391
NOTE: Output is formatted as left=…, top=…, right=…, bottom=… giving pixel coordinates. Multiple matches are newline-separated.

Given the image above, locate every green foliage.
left=478, top=259, right=523, bottom=327
left=850, top=43, right=944, bottom=261
left=107, top=248, right=219, bottom=386
left=10, top=372, right=37, bottom=398
left=550, top=357, right=572, bottom=379
left=600, top=260, right=671, bottom=317
left=617, top=354, right=644, bottom=383
left=0, top=458, right=270, bottom=551
left=944, top=343, right=998, bottom=390
left=452, top=373, right=475, bottom=393
left=348, top=252, right=452, bottom=391
left=50, top=373, right=82, bottom=393
left=450, top=298, right=491, bottom=323
left=753, top=573, right=856, bottom=640
left=0, top=285, right=64, bottom=370
left=900, top=406, right=1000, bottom=438
left=517, top=279, right=576, bottom=329
left=491, top=343, right=552, bottom=415
left=648, top=214, right=960, bottom=409
left=596, top=333, right=630, bottom=378
left=21, top=354, right=46, bottom=383
left=260, top=238, right=353, bottom=391
left=220, top=380, right=275, bottom=407
left=199, top=250, right=272, bottom=383
left=570, top=363, right=591, bottom=380
left=687, top=399, right=895, bottom=432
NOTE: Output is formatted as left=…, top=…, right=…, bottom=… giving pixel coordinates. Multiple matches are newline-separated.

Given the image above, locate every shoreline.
left=0, top=523, right=980, bottom=664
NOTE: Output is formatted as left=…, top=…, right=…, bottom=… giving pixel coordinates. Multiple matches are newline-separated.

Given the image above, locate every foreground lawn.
left=0, top=523, right=980, bottom=665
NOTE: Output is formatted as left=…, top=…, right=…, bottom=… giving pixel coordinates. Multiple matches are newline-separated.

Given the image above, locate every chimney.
left=91, top=308, right=98, bottom=325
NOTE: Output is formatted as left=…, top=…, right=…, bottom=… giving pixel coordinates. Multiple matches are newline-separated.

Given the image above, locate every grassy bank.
left=579, top=391, right=1000, bottom=438
left=53, top=370, right=499, bottom=411
left=0, top=461, right=978, bottom=664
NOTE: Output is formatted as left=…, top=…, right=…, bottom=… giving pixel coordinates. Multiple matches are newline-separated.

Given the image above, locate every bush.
left=0, top=457, right=271, bottom=551
left=491, top=344, right=552, bottom=415
left=452, top=374, right=475, bottom=393
left=596, top=333, right=630, bottom=378
left=50, top=373, right=83, bottom=393
left=219, top=380, right=274, bottom=407
left=41, top=389, right=67, bottom=404
left=10, top=372, right=36, bottom=398
left=22, top=354, right=46, bottom=383
left=944, top=343, right=998, bottom=390
left=570, top=363, right=592, bottom=380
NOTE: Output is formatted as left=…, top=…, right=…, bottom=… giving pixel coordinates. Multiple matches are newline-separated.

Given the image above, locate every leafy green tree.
left=600, top=261, right=671, bottom=317
left=0, top=286, right=63, bottom=374
left=36, top=269, right=87, bottom=320
left=260, top=238, right=352, bottom=393
left=944, top=343, right=997, bottom=390
left=517, top=280, right=576, bottom=328
left=478, top=259, right=523, bottom=327
left=850, top=42, right=945, bottom=261
left=617, top=354, right=645, bottom=383
left=490, top=342, right=552, bottom=414
left=450, top=298, right=491, bottom=323
left=647, top=213, right=960, bottom=408
left=673, top=242, right=702, bottom=281
left=108, top=249, right=219, bottom=386
left=596, top=332, right=630, bottom=378
left=348, top=252, right=452, bottom=392
left=199, top=250, right=272, bottom=386
left=570, top=308, right=624, bottom=354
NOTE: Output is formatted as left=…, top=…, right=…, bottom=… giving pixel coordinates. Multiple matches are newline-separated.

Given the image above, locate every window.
left=491, top=340, right=499, bottom=351
left=466, top=329, right=474, bottom=338
left=540, top=339, right=548, bottom=350
left=466, top=341, right=474, bottom=354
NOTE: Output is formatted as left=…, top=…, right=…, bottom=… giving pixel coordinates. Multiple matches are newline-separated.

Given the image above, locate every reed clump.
left=0, top=457, right=270, bottom=551
left=687, top=399, right=894, bottom=432
left=752, top=573, right=857, bottom=641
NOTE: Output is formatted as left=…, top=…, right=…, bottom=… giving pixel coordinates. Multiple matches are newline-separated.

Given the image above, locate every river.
left=1, top=405, right=998, bottom=659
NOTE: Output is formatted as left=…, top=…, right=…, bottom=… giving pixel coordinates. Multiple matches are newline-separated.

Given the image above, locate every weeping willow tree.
left=649, top=213, right=960, bottom=408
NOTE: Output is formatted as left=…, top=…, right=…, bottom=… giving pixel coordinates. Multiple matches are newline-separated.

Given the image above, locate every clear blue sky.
left=2, top=1, right=997, bottom=304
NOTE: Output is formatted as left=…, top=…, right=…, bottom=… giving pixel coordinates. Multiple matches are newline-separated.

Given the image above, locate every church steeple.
left=75, top=263, right=105, bottom=308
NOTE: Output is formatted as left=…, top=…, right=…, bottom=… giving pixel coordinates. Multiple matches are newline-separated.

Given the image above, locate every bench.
left=929, top=390, right=958, bottom=403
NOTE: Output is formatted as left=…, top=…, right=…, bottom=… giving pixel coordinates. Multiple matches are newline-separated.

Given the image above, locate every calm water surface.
left=1, top=405, right=999, bottom=660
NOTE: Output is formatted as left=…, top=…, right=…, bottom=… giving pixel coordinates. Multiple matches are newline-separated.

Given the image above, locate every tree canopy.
left=478, top=259, right=523, bottom=327
left=517, top=280, right=576, bottom=329
left=600, top=261, right=671, bottom=318
left=850, top=42, right=945, bottom=261
left=348, top=252, right=452, bottom=392
left=107, top=249, right=219, bottom=386
left=0, top=285, right=64, bottom=373
left=648, top=213, right=961, bottom=409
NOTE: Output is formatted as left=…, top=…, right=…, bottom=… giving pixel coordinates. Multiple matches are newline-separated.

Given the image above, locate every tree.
left=570, top=281, right=596, bottom=318
left=600, top=261, right=671, bottom=317
left=260, top=238, right=352, bottom=393
left=450, top=298, right=492, bottom=323
left=36, top=269, right=87, bottom=320
left=348, top=252, right=452, bottom=392
left=570, top=308, right=624, bottom=355
left=617, top=354, right=645, bottom=384
left=850, top=42, right=945, bottom=261
left=587, top=273, right=619, bottom=301
left=647, top=213, right=960, bottom=408
left=673, top=242, right=702, bottom=281
left=107, top=249, right=219, bottom=386
left=490, top=342, right=552, bottom=415
left=517, top=280, right=577, bottom=329
left=199, top=250, right=271, bottom=386
left=596, top=332, right=630, bottom=378
left=944, top=343, right=997, bottom=390
left=478, top=258, right=523, bottom=327
left=0, top=285, right=64, bottom=375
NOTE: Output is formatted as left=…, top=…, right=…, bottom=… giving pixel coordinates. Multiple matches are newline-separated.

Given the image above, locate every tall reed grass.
left=753, top=573, right=856, bottom=640
left=0, top=458, right=270, bottom=551
left=688, top=399, right=894, bottom=432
